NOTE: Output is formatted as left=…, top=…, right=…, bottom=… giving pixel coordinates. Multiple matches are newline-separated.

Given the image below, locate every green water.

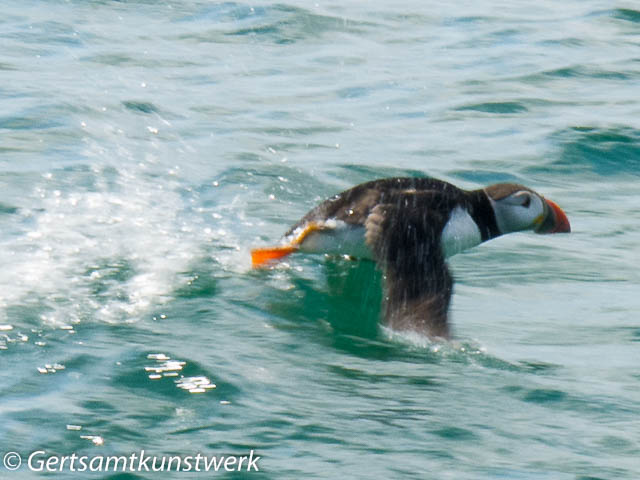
left=1, top=1, right=639, bottom=479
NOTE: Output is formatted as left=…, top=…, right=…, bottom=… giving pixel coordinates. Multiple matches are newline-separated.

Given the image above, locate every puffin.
left=251, top=177, right=570, bottom=338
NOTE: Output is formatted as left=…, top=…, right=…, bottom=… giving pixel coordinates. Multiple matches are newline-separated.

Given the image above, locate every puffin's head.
left=484, top=183, right=571, bottom=235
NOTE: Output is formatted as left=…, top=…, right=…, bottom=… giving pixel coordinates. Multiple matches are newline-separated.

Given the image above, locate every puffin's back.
left=285, top=177, right=464, bottom=235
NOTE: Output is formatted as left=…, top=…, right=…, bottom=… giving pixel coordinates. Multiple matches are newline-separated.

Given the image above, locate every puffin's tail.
left=251, top=245, right=298, bottom=268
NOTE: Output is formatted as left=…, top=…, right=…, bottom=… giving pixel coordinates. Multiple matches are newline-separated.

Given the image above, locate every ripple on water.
left=455, top=101, right=529, bottom=114
left=537, top=65, right=631, bottom=81
left=0, top=202, right=19, bottom=214
left=610, top=8, right=640, bottom=23
left=525, top=126, right=640, bottom=178
left=502, top=383, right=638, bottom=420
left=449, top=169, right=522, bottom=185
left=223, top=5, right=375, bottom=44
left=3, top=19, right=83, bottom=51
left=523, top=388, right=568, bottom=404
left=174, top=2, right=268, bottom=24
left=432, top=426, right=478, bottom=441
left=122, top=100, right=159, bottom=115
left=175, top=3, right=376, bottom=45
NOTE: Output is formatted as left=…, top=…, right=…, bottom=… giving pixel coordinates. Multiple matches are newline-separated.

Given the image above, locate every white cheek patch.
left=441, top=207, right=482, bottom=258
left=490, top=195, right=545, bottom=233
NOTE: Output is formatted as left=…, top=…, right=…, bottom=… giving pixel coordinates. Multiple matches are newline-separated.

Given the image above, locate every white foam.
left=0, top=159, right=202, bottom=327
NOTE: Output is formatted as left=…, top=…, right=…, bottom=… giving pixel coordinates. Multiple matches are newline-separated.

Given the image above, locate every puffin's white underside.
left=294, top=207, right=482, bottom=260
left=297, top=223, right=373, bottom=259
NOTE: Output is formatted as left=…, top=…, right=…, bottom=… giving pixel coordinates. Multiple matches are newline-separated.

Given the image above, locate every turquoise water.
left=1, top=1, right=640, bottom=478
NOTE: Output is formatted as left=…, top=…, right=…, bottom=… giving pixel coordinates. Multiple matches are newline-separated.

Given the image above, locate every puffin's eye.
left=508, top=191, right=531, bottom=208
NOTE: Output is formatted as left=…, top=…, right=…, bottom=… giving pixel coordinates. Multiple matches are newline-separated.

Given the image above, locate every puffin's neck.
left=465, top=189, right=502, bottom=243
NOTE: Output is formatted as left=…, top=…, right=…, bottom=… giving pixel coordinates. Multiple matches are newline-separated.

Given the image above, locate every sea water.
left=1, top=1, right=639, bottom=478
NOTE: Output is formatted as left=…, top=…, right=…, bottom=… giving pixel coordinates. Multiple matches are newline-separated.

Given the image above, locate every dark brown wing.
left=285, top=177, right=464, bottom=236
left=365, top=203, right=453, bottom=338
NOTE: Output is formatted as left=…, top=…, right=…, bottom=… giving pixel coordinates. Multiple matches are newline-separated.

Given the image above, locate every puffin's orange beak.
left=536, top=199, right=571, bottom=234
